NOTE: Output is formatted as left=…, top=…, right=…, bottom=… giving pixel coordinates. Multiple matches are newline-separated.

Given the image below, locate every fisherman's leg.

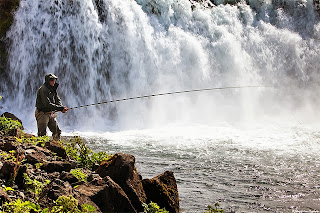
left=48, top=116, right=61, bottom=141
left=35, top=109, right=49, bottom=137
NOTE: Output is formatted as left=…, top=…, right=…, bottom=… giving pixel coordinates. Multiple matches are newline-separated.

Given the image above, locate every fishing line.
left=68, top=85, right=268, bottom=110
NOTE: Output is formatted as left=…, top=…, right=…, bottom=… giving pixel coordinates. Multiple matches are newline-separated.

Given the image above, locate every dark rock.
left=42, top=160, right=72, bottom=173
left=45, top=141, right=67, bottom=159
left=0, top=187, right=10, bottom=203
left=15, top=164, right=27, bottom=189
left=7, top=128, right=22, bottom=138
left=23, top=132, right=36, bottom=138
left=0, top=160, right=17, bottom=180
left=76, top=176, right=136, bottom=213
left=142, top=171, right=179, bottom=213
left=60, top=171, right=78, bottom=184
left=39, top=179, right=73, bottom=209
left=0, top=140, right=19, bottom=152
left=73, top=191, right=102, bottom=213
left=25, top=148, right=48, bottom=164
left=87, top=173, right=100, bottom=182
left=3, top=136, right=16, bottom=142
left=47, top=172, right=60, bottom=180
left=96, top=153, right=147, bottom=212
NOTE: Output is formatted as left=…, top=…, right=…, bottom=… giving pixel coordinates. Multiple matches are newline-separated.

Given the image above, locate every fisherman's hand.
left=62, top=107, right=68, bottom=113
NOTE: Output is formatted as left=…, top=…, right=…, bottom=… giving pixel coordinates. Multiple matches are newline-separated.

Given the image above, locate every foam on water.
left=73, top=120, right=320, bottom=211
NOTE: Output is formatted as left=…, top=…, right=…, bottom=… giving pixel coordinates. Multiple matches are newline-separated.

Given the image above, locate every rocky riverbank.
left=0, top=112, right=179, bottom=212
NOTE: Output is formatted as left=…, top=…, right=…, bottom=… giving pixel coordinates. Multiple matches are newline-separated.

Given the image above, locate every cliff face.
left=0, top=0, right=19, bottom=77
left=0, top=112, right=180, bottom=212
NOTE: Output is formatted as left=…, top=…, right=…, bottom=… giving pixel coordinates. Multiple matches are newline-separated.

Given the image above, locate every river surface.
left=66, top=120, right=320, bottom=212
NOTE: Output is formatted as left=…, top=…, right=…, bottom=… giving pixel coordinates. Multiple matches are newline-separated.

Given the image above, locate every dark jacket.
left=36, top=80, right=65, bottom=112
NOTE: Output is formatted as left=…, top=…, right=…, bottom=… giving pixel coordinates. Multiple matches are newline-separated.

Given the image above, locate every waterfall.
left=2, top=0, right=320, bottom=132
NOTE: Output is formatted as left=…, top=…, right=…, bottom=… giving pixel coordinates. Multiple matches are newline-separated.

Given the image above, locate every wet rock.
left=76, top=176, right=136, bottom=213
left=42, top=160, right=73, bottom=173
left=96, top=153, right=147, bottom=212
left=39, top=179, right=73, bottom=208
left=60, top=171, right=78, bottom=184
left=142, top=171, right=179, bottom=213
left=45, top=141, right=67, bottom=159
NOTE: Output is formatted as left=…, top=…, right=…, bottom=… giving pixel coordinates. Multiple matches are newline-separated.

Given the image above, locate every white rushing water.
left=2, top=0, right=320, bottom=211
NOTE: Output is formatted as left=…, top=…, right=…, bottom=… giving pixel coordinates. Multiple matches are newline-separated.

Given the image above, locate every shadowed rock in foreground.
left=0, top=112, right=179, bottom=212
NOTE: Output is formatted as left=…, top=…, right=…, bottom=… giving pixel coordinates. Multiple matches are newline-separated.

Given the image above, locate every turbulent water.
left=2, top=0, right=320, bottom=211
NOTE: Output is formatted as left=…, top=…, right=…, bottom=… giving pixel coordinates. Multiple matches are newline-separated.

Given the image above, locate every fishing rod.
left=68, top=85, right=267, bottom=110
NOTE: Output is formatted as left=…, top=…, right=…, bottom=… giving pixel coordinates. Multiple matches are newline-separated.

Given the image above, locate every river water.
left=72, top=119, right=320, bottom=212
left=2, top=0, right=320, bottom=212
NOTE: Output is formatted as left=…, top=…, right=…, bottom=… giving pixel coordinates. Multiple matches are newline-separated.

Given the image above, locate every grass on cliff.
left=0, top=116, right=112, bottom=169
left=61, top=136, right=112, bottom=169
left=0, top=116, right=22, bottom=135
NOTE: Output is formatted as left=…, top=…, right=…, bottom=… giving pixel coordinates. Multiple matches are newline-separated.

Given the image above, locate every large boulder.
left=24, top=147, right=49, bottom=164
left=39, top=179, right=74, bottom=208
left=95, top=153, right=147, bottom=212
left=0, top=160, right=18, bottom=181
left=142, top=171, right=180, bottom=213
left=42, top=160, right=73, bottom=173
left=45, top=141, right=68, bottom=159
left=76, top=176, right=136, bottom=213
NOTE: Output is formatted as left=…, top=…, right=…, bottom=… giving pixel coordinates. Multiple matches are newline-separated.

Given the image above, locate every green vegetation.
left=45, top=195, right=96, bottom=213
left=0, top=195, right=96, bottom=213
left=70, top=169, right=87, bottom=183
left=0, top=116, right=22, bottom=135
left=204, top=203, right=225, bottom=213
left=0, top=199, right=41, bottom=213
left=0, top=149, right=24, bottom=185
left=2, top=185, right=14, bottom=192
left=62, top=136, right=112, bottom=169
left=16, top=135, right=50, bottom=147
left=143, top=202, right=169, bottom=213
left=23, top=173, right=50, bottom=200
left=0, top=118, right=110, bottom=212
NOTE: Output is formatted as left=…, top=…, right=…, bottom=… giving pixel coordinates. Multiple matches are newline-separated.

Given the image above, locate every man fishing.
left=35, top=73, right=68, bottom=140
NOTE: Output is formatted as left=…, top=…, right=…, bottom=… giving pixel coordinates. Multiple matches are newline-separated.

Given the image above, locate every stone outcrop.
left=76, top=176, right=136, bottom=212
left=0, top=113, right=179, bottom=212
left=96, top=153, right=147, bottom=212
left=1, top=112, right=23, bottom=129
left=143, top=171, right=180, bottom=213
